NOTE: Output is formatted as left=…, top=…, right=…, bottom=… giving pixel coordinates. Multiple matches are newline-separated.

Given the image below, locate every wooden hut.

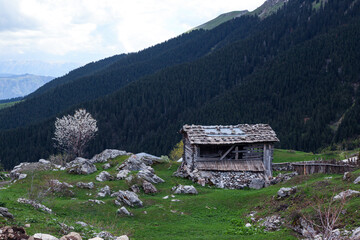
left=180, top=124, right=279, bottom=177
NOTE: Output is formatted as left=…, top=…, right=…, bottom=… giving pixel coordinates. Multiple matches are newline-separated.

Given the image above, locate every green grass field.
left=1, top=153, right=359, bottom=239
left=0, top=101, right=20, bottom=110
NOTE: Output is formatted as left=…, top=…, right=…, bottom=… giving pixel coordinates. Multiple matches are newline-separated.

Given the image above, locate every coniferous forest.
left=1, top=0, right=360, bottom=169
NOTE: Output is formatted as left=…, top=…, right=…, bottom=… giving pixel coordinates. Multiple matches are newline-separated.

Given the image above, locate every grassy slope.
left=192, top=11, right=248, bottom=31
left=0, top=154, right=359, bottom=239
left=0, top=101, right=19, bottom=110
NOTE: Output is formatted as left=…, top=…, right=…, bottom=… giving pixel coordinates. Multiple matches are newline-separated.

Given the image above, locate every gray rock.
left=259, top=215, right=283, bottom=231
left=117, top=206, right=133, bottom=216
left=67, top=158, right=97, bottom=175
left=277, top=186, right=297, bottom=198
left=172, top=185, right=198, bottom=194
left=59, top=232, right=81, bottom=240
left=17, top=198, right=52, bottom=214
left=96, top=171, right=113, bottom=182
left=39, top=159, right=50, bottom=164
left=249, top=178, right=265, bottom=189
left=142, top=180, right=158, bottom=194
left=130, top=184, right=140, bottom=193
left=49, top=179, right=74, bottom=194
left=137, top=169, right=164, bottom=184
left=135, top=152, right=161, bottom=165
left=18, top=173, right=27, bottom=180
left=116, top=190, right=143, bottom=207
left=33, top=233, right=59, bottom=240
left=116, top=170, right=130, bottom=180
left=333, top=189, right=360, bottom=200
left=0, top=207, right=14, bottom=219
left=115, top=236, right=129, bottom=240
left=90, top=149, right=130, bottom=163
left=76, top=182, right=94, bottom=189
left=352, top=227, right=360, bottom=240
left=114, top=199, right=122, bottom=206
left=97, top=185, right=111, bottom=197
left=88, top=199, right=105, bottom=205
left=96, top=231, right=115, bottom=240
left=354, top=176, right=360, bottom=184
left=117, top=155, right=147, bottom=171
left=75, top=221, right=88, bottom=227
left=103, top=163, right=111, bottom=170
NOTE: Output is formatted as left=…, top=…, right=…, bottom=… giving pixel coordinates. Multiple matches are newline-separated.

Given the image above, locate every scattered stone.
left=39, top=159, right=51, bottom=164
left=116, top=190, right=143, bottom=207
left=89, top=238, right=103, bottom=240
left=96, top=171, right=113, bottom=182
left=33, top=233, right=59, bottom=240
left=172, top=185, right=198, bottom=194
left=277, top=186, right=297, bottom=198
left=18, top=173, right=27, bottom=180
left=17, top=198, right=53, bottom=214
left=75, top=221, right=88, bottom=227
left=0, top=207, right=14, bottom=219
left=171, top=199, right=180, bottom=202
left=117, top=155, right=147, bottom=171
left=249, top=178, right=265, bottom=189
left=60, top=232, right=82, bottom=240
left=324, top=176, right=333, bottom=179
left=97, top=185, right=111, bottom=198
left=352, top=227, right=360, bottom=240
left=116, top=170, right=130, bottom=180
left=137, top=169, right=164, bottom=184
left=354, top=176, right=360, bottom=184
left=88, top=199, right=105, bottom=205
left=103, top=163, right=111, bottom=170
left=245, top=223, right=252, bottom=227
left=142, top=180, right=157, bottom=194
left=114, top=199, right=122, bottom=206
left=67, top=158, right=97, bottom=175
left=49, top=180, right=74, bottom=191
left=343, top=172, right=351, bottom=181
left=96, top=231, right=115, bottom=240
left=333, top=189, right=360, bottom=200
left=259, top=215, right=283, bottom=231
left=117, top=206, right=133, bottom=216
left=76, top=182, right=94, bottom=189
left=90, top=149, right=130, bottom=163
left=130, top=184, right=140, bottom=193
left=162, top=195, right=169, bottom=199
left=116, top=235, right=129, bottom=240
left=25, top=224, right=31, bottom=228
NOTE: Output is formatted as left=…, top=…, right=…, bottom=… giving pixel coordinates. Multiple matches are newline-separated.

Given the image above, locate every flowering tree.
left=53, top=109, right=98, bottom=159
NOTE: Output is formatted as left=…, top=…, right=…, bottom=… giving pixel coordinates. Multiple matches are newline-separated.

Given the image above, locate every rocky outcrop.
left=352, top=227, right=360, bottom=240
left=333, top=189, right=360, bottom=200
left=76, top=182, right=94, bottom=189
left=96, top=171, right=113, bottom=182
left=249, top=178, right=265, bottom=189
left=116, top=170, right=130, bottom=180
left=277, top=186, right=297, bottom=198
left=49, top=180, right=74, bottom=191
left=10, top=161, right=53, bottom=180
left=117, top=155, right=147, bottom=171
left=137, top=169, right=164, bottom=184
left=354, top=176, right=360, bottom=184
left=172, top=185, right=198, bottom=195
left=0, top=207, right=14, bottom=219
left=259, top=215, right=283, bottom=231
left=117, top=207, right=133, bottom=216
left=59, top=232, right=82, bottom=240
left=67, top=158, right=97, bottom=175
left=103, top=163, right=111, bottom=170
left=97, top=185, right=111, bottom=197
left=17, top=198, right=52, bottom=214
left=142, top=180, right=157, bottom=194
left=116, top=190, right=143, bottom=207
left=90, top=149, right=130, bottom=163
left=33, top=233, right=59, bottom=240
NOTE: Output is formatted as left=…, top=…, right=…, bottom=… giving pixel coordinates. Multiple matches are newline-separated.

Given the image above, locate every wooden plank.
left=220, top=145, right=235, bottom=160
left=235, top=146, right=238, bottom=160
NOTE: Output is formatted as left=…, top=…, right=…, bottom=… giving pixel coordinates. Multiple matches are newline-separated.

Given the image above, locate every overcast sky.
left=0, top=0, right=266, bottom=65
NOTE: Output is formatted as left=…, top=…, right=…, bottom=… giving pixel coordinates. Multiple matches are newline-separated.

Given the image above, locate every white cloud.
left=0, top=0, right=266, bottom=63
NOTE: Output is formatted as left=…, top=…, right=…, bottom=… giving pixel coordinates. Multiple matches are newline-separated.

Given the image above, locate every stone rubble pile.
left=17, top=198, right=53, bottom=214
left=172, top=185, right=198, bottom=195
left=90, top=149, right=130, bottom=163
left=76, top=182, right=94, bottom=189
left=96, top=171, right=113, bottom=182
left=67, top=158, right=97, bottom=175
left=97, top=185, right=111, bottom=197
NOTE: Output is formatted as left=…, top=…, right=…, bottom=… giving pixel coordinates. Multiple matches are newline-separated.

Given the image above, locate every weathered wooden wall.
left=292, top=161, right=357, bottom=175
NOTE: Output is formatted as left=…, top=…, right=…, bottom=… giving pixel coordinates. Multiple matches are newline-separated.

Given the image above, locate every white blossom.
left=53, top=109, right=98, bottom=158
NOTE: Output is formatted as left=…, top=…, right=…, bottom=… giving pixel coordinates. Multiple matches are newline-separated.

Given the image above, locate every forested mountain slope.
left=0, top=0, right=360, bottom=169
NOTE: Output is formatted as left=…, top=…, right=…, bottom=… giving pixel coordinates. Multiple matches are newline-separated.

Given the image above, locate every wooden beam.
left=235, top=146, right=239, bottom=160
left=220, top=145, right=235, bottom=160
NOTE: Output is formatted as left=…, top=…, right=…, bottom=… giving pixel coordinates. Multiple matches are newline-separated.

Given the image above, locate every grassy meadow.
left=0, top=152, right=359, bottom=239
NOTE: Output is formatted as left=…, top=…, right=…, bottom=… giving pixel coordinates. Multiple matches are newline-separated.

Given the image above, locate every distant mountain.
left=0, top=60, right=80, bottom=77
left=0, top=74, right=54, bottom=100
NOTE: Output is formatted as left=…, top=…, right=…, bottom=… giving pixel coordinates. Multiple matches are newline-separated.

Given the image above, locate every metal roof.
left=181, top=124, right=279, bottom=145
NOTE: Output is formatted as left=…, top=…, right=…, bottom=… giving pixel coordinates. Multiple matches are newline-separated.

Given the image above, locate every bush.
left=169, top=141, right=183, bottom=161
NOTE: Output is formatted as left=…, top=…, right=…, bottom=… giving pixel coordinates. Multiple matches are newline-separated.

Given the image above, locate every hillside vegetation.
left=1, top=0, right=360, bottom=169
